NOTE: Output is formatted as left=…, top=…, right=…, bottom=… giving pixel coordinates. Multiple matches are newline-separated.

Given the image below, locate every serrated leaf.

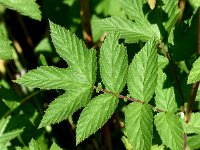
left=15, top=66, right=72, bottom=90
left=0, top=0, right=41, bottom=21
left=154, top=112, right=184, bottom=150
left=158, top=54, right=169, bottom=70
left=188, top=57, right=200, bottom=84
left=76, top=94, right=118, bottom=145
left=183, top=113, right=200, bottom=134
left=189, top=0, right=200, bottom=9
left=0, top=128, right=24, bottom=144
left=50, top=142, right=61, bottom=150
left=0, top=24, right=13, bottom=60
left=155, top=69, right=177, bottom=113
left=49, top=21, right=97, bottom=85
left=125, top=103, right=153, bottom=150
left=151, top=145, right=165, bottom=150
left=162, top=0, right=180, bottom=32
left=127, top=38, right=158, bottom=102
left=0, top=116, right=10, bottom=134
left=100, top=32, right=128, bottom=93
left=120, top=0, right=146, bottom=21
left=39, top=87, right=92, bottom=128
left=97, top=16, right=156, bottom=43
left=29, top=139, right=41, bottom=150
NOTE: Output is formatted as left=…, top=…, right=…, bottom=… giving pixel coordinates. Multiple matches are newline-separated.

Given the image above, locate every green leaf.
left=100, top=32, right=128, bottom=93
left=50, top=142, right=61, bottom=150
left=189, top=0, right=200, bottom=9
left=154, top=112, right=184, bottom=150
left=76, top=94, right=118, bottom=145
left=49, top=21, right=97, bottom=85
left=39, top=87, right=92, bottom=128
left=0, top=0, right=41, bottom=21
left=97, top=16, right=156, bottom=43
left=187, top=134, right=200, bottom=150
left=0, top=116, right=24, bottom=145
left=120, top=0, right=146, bottom=21
left=155, top=69, right=177, bottom=113
left=158, top=54, right=169, bottom=70
left=29, top=139, right=41, bottom=150
left=15, top=66, right=72, bottom=90
left=151, top=145, right=165, bottom=150
left=183, top=113, right=200, bottom=134
left=0, top=129, right=24, bottom=144
left=0, top=24, right=13, bottom=60
left=162, top=0, right=180, bottom=32
left=188, top=57, right=200, bottom=84
left=125, top=103, right=153, bottom=150
left=127, top=38, right=158, bottom=102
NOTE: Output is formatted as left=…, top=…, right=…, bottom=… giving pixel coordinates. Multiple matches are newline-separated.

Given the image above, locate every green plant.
left=1, top=0, right=200, bottom=149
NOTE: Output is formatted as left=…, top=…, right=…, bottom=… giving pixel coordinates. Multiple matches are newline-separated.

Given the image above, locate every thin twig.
left=178, top=0, right=187, bottom=22
left=159, top=43, right=185, bottom=113
left=80, top=0, right=93, bottom=48
left=93, top=86, right=164, bottom=112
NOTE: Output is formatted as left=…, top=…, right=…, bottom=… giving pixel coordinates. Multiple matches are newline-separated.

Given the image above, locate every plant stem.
left=93, top=86, right=164, bottom=113
left=185, top=7, right=200, bottom=150
left=159, top=43, right=185, bottom=113
left=80, top=0, right=93, bottom=48
left=178, top=0, right=187, bottom=22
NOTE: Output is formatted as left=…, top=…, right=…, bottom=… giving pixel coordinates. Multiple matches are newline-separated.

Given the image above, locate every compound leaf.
left=188, top=57, right=200, bottom=84
left=154, top=112, right=184, bottom=150
left=49, top=21, right=97, bottom=85
left=100, top=32, right=128, bottom=93
left=15, top=66, right=72, bottom=90
left=0, top=0, right=41, bottom=21
left=39, top=87, right=92, bottom=128
left=97, top=16, right=156, bottom=43
left=155, top=69, right=177, bottom=113
left=125, top=103, right=153, bottom=150
left=76, top=94, right=118, bottom=145
left=127, top=38, right=158, bottom=102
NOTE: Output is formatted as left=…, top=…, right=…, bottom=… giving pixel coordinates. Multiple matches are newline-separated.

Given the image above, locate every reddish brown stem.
left=178, top=0, right=187, bottom=22
left=93, top=86, right=164, bottom=113
left=80, top=0, right=93, bottom=48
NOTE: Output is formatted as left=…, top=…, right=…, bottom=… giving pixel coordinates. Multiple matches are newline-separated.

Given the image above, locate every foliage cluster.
left=1, top=0, right=200, bottom=150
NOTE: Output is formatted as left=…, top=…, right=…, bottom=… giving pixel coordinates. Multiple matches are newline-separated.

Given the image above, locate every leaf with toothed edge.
left=188, top=57, right=200, bottom=84
left=154, top=112, right=184, bottom=150
left=49, top=21, right=97, bottom=85
left=76, top=94, right=118, bottom=145
left=100, top=32, right=128, bottom=93
left=38, top=86, right=92, bottom=128
left=15, top=66, right=72, bottom=90
left=155, top=69, right=178, bottom=113
left=125, top=102, right=153, bottom=150
left=127, top=37, right=158, bottom=102
left=0, top=0, right=41, bottom=21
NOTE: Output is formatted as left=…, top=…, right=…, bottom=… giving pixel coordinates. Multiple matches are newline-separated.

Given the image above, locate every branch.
left=93, top=86, right=164, bottom=113
left=80, top=0, right=93, bottom=48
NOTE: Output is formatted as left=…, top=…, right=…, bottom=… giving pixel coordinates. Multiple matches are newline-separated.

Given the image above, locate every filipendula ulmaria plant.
left=15, top=0, right=200, bottom=149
